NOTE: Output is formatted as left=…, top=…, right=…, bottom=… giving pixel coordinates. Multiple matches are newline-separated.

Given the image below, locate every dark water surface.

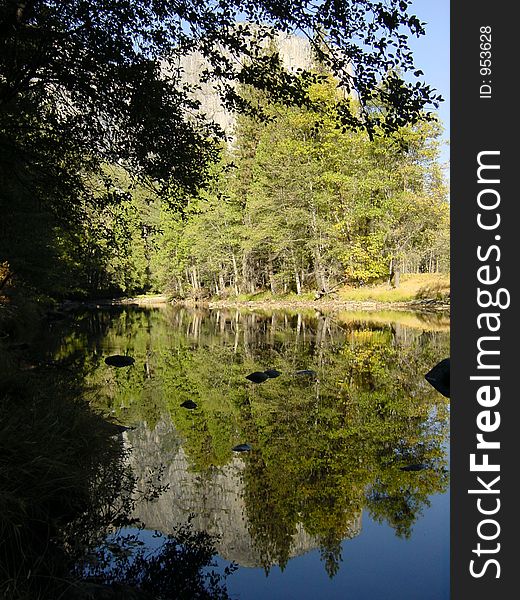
left=52, top=305, right=450, bottom=599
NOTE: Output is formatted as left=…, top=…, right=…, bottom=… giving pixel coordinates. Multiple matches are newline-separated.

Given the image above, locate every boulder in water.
left=232, top=443, right=253, bottom=452
left=246, top=371, right=269, bottom=383
left=105, top=355, right=135, bottom=367
left=264, top=369, right=281, bottom=378
left=180, top=400, right=198, bottom=410
left=425, top=358, right=450, bottom=398
left=295, top=369, right=316, bottom=377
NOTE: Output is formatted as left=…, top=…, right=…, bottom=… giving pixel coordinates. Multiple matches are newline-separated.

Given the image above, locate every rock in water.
left=105, top=355, right=135, bottom=367
left=232, top=443, right=253, bottom=452
left=246, top=371, right=269, bottom=383
left=180, top=400, right=198, bottom=410
left=425, top=358, right=450, bottom=398
left=264, top=369, right=282, bottom=378
left=400, top=464, right=428, bottom=472
left=295, top=369, right=317, bottom=377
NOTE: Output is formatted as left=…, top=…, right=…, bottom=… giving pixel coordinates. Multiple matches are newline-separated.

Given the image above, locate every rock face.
left=168, top=33, right=316, bottom=142
left=125, top=420, right=361, bottom=568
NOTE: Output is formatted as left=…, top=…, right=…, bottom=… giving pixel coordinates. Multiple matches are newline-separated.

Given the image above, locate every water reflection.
left=54, top=306, right=449, bottom=579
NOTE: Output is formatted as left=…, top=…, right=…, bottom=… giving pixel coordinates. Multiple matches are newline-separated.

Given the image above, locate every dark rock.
left=232, top=443, right=253, bottom=452
left=264, top=369, right=282, bottom=378
left=180, top=400, right=198, bottom=410
left=295, top=369, right=317, bottom=377
left=246, top=371, right=269, bottom=383
left=400, top=464, right=428, bottom=472
left=105, top=355, right=135, bottom=367
left=425, top=358, right=450, bottom=398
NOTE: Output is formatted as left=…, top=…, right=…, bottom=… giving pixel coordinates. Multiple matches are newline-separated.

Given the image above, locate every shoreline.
left=62, top=294, right=450, bottom=314
left=202, top=298, right=450, bottom=313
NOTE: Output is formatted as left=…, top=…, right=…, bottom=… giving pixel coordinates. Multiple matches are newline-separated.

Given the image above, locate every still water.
left=54, top=305, right=450, bottom=599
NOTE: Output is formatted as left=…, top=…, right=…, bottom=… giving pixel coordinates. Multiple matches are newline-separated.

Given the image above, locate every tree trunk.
left=310, top=202, right=328, bottom=293
left=294, top=269, right=301, bottom=295
left=176, top=276, right=184, bottom=296
left=388, top=257, right=394, bottom=287
left=313, top=248, right=328, bottom=293
left=231, top=253, right=240, bottom=294
left=394, top=262, right=401, bottom=288
left=268, top=253, right=276, bottom=294
left=218, top=268, right=225, bottom=295
left=242, top=251, right=255, bottom=293
left=193, top=266, right=200, bottom=291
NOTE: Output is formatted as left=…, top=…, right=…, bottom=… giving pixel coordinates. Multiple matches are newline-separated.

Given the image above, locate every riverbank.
left=55, top=274, right=450, bottom=314
left=150, top=274, right=450, bottom=313
left=60, top=294, right=450, bottom=315
left=203, top=297, right=450, bottom=313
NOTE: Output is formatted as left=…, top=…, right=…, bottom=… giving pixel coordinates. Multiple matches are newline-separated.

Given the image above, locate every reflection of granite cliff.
left=125, top=420, right=361, bottom=568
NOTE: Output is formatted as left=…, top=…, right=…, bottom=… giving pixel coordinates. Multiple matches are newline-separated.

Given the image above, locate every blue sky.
left=408, top=0, right=450, bottom=166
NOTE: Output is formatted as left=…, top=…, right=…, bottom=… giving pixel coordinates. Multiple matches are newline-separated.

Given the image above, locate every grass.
left=336, top=273, right=450, bottom=303
left=206, top=274, right=450, bottom=305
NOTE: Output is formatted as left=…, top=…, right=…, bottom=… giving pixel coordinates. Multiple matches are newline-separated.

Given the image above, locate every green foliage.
left=0, top=0, right=440, bottom=162
left=56, top=165, right=164, bottom=296
left=1, top=0, right=444, bottom=301
left=161, top=75, right=449, bottom=297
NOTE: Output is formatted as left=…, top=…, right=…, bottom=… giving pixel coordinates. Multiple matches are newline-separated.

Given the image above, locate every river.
left=47, top=304, right=450, bottom=599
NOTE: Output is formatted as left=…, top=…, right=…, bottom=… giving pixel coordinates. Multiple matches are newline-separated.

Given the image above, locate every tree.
left=223, top=77, right=448, bottom=293
left=0, top=1, right=445, bottom=298
left=243, top=84, right=338, bottom=294
left=155, top=72, right=449, bottom=298
left=1, top=1, right=441, bottom=192
left=326, top=117, right=448, bottom=285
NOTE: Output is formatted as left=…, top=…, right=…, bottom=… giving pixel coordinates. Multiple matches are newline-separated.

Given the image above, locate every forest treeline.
left=159, top=79, right=449, bottom=298
left=1, top=76, right=449, bottom=301
left=1, top=0, right=447, bottom=305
